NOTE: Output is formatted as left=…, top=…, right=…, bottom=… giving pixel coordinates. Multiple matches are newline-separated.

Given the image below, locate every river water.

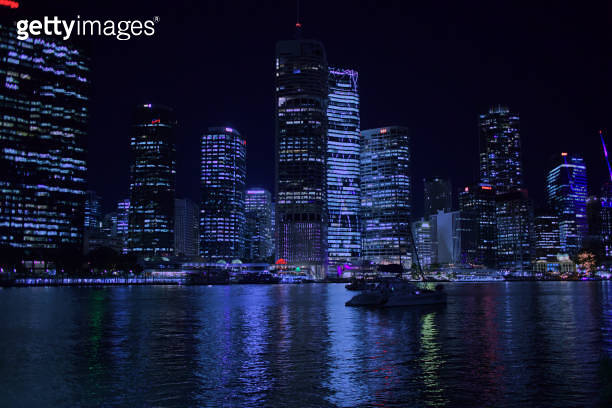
left=0, top=282, right=611, bottom=407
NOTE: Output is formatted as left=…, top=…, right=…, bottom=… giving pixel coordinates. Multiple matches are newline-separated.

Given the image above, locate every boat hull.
left=346, top=291, right=446, bottom=307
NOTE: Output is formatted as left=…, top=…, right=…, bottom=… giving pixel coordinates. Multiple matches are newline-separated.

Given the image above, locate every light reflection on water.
left=0, top=282, right=610, bottom=407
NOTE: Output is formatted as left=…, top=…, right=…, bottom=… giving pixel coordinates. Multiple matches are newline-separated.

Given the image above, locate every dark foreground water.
left=1, top=282, right=611, bottom=407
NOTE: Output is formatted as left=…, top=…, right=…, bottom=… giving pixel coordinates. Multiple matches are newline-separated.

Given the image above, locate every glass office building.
left=546, top=153, right=587, bottom=255
left=0, top=23, right=89, bottom=258
left=245, top=188, right=274, bottom=262
left=361, top=127, right=412, bottom=269
left=327, top=67, right=361, bottom=270
left=275, top=38, right=328, bottom=277
left=495, top=189, right=534, bottom=273
left=458, top=184, right=497, bottom=266
left=128, top=104, right=176, bottom=257
left=479, top=106, right=523, bottom=194
left=200, top=127, right=246, bottom=261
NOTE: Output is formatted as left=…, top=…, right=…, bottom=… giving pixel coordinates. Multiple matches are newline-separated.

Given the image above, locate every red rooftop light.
left=0, top=0, right=19, bottom=9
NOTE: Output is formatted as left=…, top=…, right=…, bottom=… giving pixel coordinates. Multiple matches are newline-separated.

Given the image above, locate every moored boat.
left=345, top=280, right=446, bottom=307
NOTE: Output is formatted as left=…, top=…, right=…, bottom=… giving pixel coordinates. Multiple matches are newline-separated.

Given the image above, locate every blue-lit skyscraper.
left=200, top=127, right=246, bottom=261
left=361, top=127, right=412, bottom=269
left=546, top=153, right=587, bottom=255
left=0, top=23, right=89, bottom=259
left=128, top=104, right=176, bottom=257
left=245, top=188, right=274, bottom=262
left=275, top=38, right=328, bottom=277
left=327, top=67, right=361, bottom=270
left=479, top=106, right=522, bottom=194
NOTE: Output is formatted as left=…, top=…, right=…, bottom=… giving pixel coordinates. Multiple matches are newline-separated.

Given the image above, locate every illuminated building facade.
left=245, top=188, right=274, bottom=262
left=275, top=38, right=328, bottom=276
left=533, top=211, right=561, bottom=261
left=128, top=104, right=176, bottom=257
left=458, top=184, right=496, bottom=266
left=545, top=153, right=587, bottom=255
left=200, top=127, right=246, bottom=261
left=84, top=190, right=101, bottom=231
left=327, top=67, right=361, bottom=269
left=424, top=177, right=452, bottom=217
left=412, top=219, right=433, bottom=268
left=361, top=127, right=412, bottom=269
left=0, top=23, right=89, bottom=257
left=479, top=106, right=522, bottom=194
left=495, top=189, right=534, bottom=273
left=174, top=198, right=199, bottom=257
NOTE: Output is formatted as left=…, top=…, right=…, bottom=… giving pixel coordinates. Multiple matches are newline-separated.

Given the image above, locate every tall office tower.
left=412, top=219, right=433, bottom=268
left=245, top=188, right=274, bottom=261
left=0, top=24, right=89, bottom=259
left=533, top=211, right=561, bottom=261
left=174, top=198, right=199, bottom=257
left=479, top=106, right=523, bottom=194
left=361, top=127, right=412, bottom=269
left=84, top=191, right=102, bottom=231
left=423, top=177, right=452, bottom=217
left=275, top=37, right=328, bottom=277
left=327, top=67, right=361, bottom=270
left=430, top=210, right=462, bottom=265
left=128, top=104, right=176, bottom=257
left=546, top=153, right=588, bottom=255
left=495, top=190, right=534, bottom=273
left=458, top=184, right=496, bottom=266
left=200, top=127, right=246, bottom=261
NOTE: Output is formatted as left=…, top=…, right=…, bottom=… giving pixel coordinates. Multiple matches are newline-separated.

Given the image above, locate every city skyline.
left=6, top=1, right=608, bottom=216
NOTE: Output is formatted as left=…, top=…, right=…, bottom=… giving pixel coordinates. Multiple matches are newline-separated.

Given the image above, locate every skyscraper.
left=479, top=106, right=522, bottom=194
left=200, top=127, right=246, bottom=261
left=174, top=198, right=199, bottom=257
left=245, top=188, right=274, bottom=262
left=0, top=23, right=89, bottom=259
left=533, top=210, right=561, bottom=261
left=361, top=127, right=412, bottom=269
left=546, top=153, right=588, bottom=255
left=84, top=191, right=101, bottom=231
left=275, top=37, right=328, bottom=277
left=423, top=177, right=452, bottom=217
left=458, top=184, right=496, bottom=266
left=128, top=104, right=176, bottom=257
left=327, top=67, right=361, bottom=269
left=495, top=190, right=534, bottom=273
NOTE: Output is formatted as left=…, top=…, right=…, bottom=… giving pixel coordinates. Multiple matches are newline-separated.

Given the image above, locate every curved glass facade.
left=275, top=39, right=328, bottom=276
left=200, top=127, right=246, bottom=261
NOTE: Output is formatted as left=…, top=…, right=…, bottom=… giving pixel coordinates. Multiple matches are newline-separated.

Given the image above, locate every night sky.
left=10, top=0, right=612, bottom=215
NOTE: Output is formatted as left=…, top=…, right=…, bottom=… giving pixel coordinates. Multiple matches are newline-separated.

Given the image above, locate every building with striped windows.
left=326, top=67, right=361, bottom=271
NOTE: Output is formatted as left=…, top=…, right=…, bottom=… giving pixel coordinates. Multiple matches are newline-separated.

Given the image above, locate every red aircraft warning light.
left=0, top=0, right=19, bottom=9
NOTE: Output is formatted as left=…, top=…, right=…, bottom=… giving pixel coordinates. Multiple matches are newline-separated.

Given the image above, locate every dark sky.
left=10, top=0, right=612, bottom=215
